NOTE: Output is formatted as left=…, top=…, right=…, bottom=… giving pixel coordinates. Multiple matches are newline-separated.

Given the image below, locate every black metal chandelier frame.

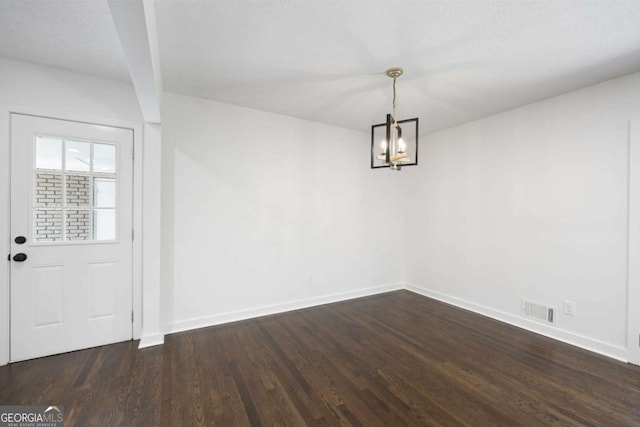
left=370, top=67, right=419, bottom=171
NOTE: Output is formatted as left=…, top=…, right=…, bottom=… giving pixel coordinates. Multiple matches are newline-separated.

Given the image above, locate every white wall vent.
left=522, top=299, right=555, bottom=325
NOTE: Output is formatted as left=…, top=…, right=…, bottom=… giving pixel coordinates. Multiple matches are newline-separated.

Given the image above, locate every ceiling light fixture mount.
left=371, top=67, right=418, bottom=171
left=385, top=67, right=403, bottom=79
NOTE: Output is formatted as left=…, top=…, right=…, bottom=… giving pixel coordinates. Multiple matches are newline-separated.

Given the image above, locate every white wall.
left=0, top=57, right=142, bottom=120
left=139, top=122, right=164, bottom=348
left=628, top=119, right=640, bottom=364
left=0, top=57, right=144, bottom=365
left=162, top=93, right=404, bottom=332
left=404, top=71, right=640, bottom=360
left=4, top=55, right=638, bottom=364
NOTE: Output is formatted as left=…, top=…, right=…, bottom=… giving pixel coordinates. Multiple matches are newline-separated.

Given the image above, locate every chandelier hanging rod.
left=386, top=67, right=403, bottom=119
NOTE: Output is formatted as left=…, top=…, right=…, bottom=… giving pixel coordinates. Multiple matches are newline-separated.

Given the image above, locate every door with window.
left=10, top=114, right=133, bottom=362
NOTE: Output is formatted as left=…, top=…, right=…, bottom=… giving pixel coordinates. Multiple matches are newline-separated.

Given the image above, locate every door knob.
left=14, top=236, right=26, bottom=244
left=12, top=253, right=27, bottom=262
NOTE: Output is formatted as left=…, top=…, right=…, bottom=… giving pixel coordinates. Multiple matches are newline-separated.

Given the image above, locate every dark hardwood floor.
left=1, top=290, right=639, bottom=426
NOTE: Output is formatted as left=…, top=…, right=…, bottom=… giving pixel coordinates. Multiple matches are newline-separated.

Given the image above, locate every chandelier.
left=371, top=67, right=418, bottom=171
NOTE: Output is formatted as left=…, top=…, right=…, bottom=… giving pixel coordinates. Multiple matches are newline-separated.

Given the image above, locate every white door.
left=10, top=114, right=133, bottom=362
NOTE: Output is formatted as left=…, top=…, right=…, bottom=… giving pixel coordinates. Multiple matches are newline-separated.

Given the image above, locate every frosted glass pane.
left=94, top=143, right=116, bottom=173
left=94, top=178, right=115, bottom=208
left=66, top=140, right=91, bottom=172
left=93, top=209, right=116, bottom=241
left=35, top=136, right=62, bottom=170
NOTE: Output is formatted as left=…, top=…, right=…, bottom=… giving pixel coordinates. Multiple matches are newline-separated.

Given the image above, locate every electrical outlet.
left=563, top=300, right=576, bottom=316
left=308, top=274, right=314, bottom=285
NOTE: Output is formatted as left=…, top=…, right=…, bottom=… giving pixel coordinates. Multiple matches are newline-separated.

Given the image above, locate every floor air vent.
left=522, top=299, right=555, bottom=325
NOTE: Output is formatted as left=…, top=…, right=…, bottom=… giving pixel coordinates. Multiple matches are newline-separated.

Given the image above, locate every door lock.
left=12, top=253, right=27, bottom=262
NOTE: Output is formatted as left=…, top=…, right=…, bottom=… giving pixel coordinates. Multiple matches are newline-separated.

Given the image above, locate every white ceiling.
left=2, top=1, right=640, bottom=135
left=0, top=0, right=130, bottom=82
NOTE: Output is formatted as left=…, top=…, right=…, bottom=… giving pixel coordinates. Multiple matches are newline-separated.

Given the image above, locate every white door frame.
left=628, top=118, right=640, bottom=365
left=0, top=105, right=143, bottom=365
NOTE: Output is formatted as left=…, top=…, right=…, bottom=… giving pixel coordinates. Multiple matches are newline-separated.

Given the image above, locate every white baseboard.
left=138, top=333, right=165, bottom=349
left=164, top=283, right=403, bottom=335
left=153, top=281, right=629, bottom=364
left=405, top=283, right=628, bottom=363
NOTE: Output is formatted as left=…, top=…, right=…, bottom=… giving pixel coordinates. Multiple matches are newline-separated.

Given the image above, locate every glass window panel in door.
left=35, top=136, right=62, bottom=170
left=93, top=209, right=116, bottom=241
left=93, top=143, right=116, bottom=174
left=65, top=209, right=91, bottom=241
left=34, top=173, right=62, bottom=207
left=66, top=174, right=90, bottom=207
left=93, top=178, right=115, bottom=208
left=33, top=209, right=62, bottom=242
left=65, top=140, right=91, bottom=172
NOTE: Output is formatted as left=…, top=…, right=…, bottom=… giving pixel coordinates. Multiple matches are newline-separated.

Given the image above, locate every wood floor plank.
left=1, top=290, right=639, bottom=426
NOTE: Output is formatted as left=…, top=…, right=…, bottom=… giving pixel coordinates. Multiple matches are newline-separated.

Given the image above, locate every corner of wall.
left=141, top=122, right=164, bottom=344
left=627, top=118, right=640, bottom=365
left=163, top=282, right=404, bottom=336
left=405, top=283, right=628, bottom=363
left=138, top=333, right=164, bottom=349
